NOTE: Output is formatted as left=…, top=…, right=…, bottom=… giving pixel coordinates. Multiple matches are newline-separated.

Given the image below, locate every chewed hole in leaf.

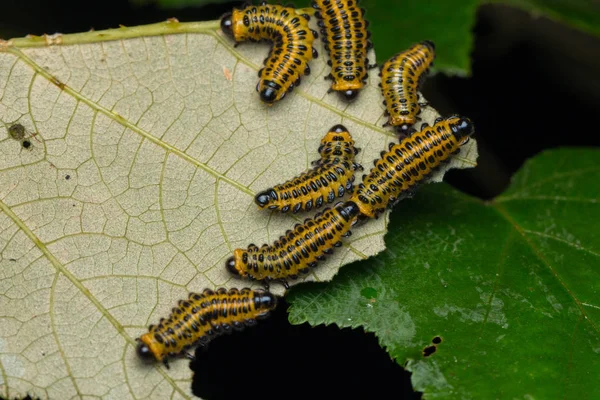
left=422, top=345, right=437, bottom=357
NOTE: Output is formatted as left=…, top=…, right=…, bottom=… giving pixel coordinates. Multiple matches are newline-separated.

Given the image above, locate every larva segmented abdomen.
left=220, top=3, right=318, bottom=104
left=226, top=201, right=360, bottom=286
left=380, top=41, right=436, bottom=133
left=313, top=0, right=372, bottom=100
left=254, top=124, right=362, bottom=213
left=136, top=287, right=277, bottom=368
left=351, top=116, right=474, bottom=219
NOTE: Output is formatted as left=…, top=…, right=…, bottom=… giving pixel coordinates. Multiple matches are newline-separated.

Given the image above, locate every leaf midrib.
left=4, top=25, right=388, bottom=262
left=3, top=19, right=478, bottom=169
left=6, top=46, right=255, bottom=196
left=491, top=202, right=599, bottom=334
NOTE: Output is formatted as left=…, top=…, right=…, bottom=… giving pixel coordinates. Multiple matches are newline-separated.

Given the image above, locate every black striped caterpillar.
left=380, top=41, right=436, bottom=133
left=226, top=200, right=360, bottom=287
left=351, top=116, right=474, bottom=218
left=136, top=287, right=277, bottom=368
left=220, top=2, right=318, bottom=104
left=255, top=124, right=362, bottom=213
left=312, top=0, right=373, bottom=100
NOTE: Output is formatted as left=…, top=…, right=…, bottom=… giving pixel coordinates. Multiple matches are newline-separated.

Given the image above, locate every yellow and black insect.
left=312, top=0, right=373, bottom=100
left=220, top=2, right=318, bottom=104
left=136, top=287, right=277, bottom=368
left=226, top=200, right=360, bottom=287
left=351, top=116, right=474, bottom=218
left=380, top=41, right=436, bottom=133
left=255, top=124, right=362, bottom=213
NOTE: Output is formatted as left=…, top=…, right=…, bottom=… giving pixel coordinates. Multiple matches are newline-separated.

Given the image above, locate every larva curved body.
left=312, top=0, right=372, bottom=100
left=380, top=41, right=436, bottom=133
left=220, top=3, right=318, bottom=104
left=351, top=116, right=474, bottom=218
left=255, top=124, right=362, bottom=213
left=136, top=288, right=277, bottom=368
left=226, top=201, right=360, bottom=286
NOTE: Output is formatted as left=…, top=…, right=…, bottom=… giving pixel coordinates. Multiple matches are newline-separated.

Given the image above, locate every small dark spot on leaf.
left=8, top=123, right=26, bottom=140
left=51, top=77, right=65, bottom=90
left=432, top=336, right=442, bottom=344
left=423, top=345, right=436, bottom=357
left=9, top=258, right=17, bottom=262
left=65, top=175, right=71, bottom=180
left=22, top=140, right=32, bottom=149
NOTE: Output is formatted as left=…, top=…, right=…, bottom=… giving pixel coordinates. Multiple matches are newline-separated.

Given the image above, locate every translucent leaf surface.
left=0, top=20, right=477, bottom=399
left=288, top=148, right=600, bottom=399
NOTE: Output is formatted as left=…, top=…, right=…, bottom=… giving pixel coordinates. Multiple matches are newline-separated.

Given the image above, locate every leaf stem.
left=0, top=19, right=220, bottom=49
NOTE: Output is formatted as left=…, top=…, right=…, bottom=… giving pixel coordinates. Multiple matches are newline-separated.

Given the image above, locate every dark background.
left=1, top=1, right=598, bottom=399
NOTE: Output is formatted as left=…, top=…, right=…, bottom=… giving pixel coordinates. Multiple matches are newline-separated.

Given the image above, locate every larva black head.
left=260, top=88, right=278, bottom=104
left=254, top=193, right=270, bottom=208
left=331, top=124, right=348, bottom=133
left=396, top=124, right=412, bottom=134
left=220, top=12, right=234, bottom=37
left=255, top=290, right=278, bottom=311
left=255, top=189, right=277, bottom=208
left=225, top=256, right=239, bottom=276
left=259, top=81, right=283, bottom=104
left=339, top=201, right=360, bottom=220
left=423, top=40, right=436, bottom=50
left=136, top=341, right=154, bottom=363
left=450, top=117, right=475, bottom=140
left=341, top=89, right=359, bottom=101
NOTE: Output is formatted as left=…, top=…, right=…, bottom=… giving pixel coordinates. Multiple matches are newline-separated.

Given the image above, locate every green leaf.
left=288, top=148, right=600, bottom=398
left=0, top=19, right=477, bottom=399
left=489, top=0, right=600, bottom=36
left=147, top=0, right=480, bottom=75
left=361, top=0, right=479, bottom=75
left=291, top=0, right=479, bottom=75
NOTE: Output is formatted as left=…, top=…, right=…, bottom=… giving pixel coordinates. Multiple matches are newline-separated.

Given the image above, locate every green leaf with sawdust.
left=288, top=148, right=600, bottom=398
left=488, top=0, right=600, bottom=36
left=0, top=18, right=477, bottom=400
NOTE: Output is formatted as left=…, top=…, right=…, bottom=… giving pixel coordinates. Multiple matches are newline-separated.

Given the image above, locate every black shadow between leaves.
left=190, top=298, right=421, bottom=400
